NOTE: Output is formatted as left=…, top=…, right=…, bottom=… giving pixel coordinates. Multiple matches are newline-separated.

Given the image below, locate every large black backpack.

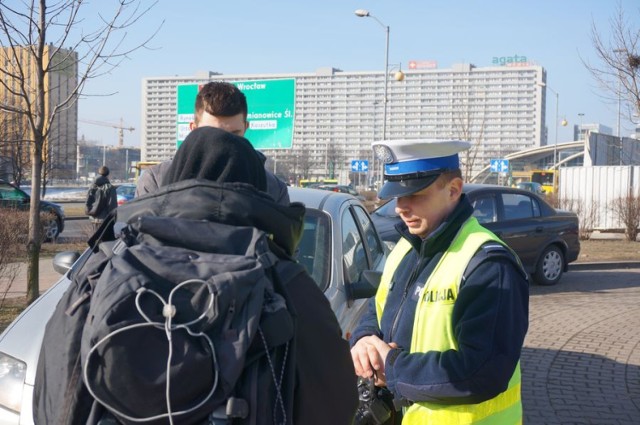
left=34, top=215, right=305, bottom=425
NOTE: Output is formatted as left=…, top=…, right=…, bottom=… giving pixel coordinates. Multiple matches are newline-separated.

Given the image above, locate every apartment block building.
left=142, top=63, right=546, bottom=183
left=0, top=45, right=78, bottom=181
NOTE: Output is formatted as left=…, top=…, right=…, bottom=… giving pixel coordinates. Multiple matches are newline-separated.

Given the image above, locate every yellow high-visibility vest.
left=375, top=217, right=522, bottom=425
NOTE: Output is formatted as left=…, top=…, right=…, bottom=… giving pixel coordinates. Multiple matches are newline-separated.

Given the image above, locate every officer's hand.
left=351, top=335, right=384, bottom=379
left=367, top=339, right=398, bottom=386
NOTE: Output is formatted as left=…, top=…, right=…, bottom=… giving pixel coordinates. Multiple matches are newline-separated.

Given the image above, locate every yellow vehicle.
left=132, top=161, right=160, bottom=181
left=511, top=171, right=532, bottom=185
left=299, top=178, right=338, bottom=188
left=530, top=169, right=556, bottom=194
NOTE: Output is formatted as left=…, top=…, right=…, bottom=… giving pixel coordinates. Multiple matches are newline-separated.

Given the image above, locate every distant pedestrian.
left=85, top=165, right=117, bottom=231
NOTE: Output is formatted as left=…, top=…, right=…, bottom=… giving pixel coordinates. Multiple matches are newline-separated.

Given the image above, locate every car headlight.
left=0, top=353, right=26, bottom=413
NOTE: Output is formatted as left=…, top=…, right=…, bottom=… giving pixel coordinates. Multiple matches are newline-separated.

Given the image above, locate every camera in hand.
left=354, top=377, right=395, bottom=425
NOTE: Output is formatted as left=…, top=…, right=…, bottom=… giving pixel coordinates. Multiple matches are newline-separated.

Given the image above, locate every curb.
left=570, top=261, right=640, bottom=271
left=65, top=216, right=88, bottom=221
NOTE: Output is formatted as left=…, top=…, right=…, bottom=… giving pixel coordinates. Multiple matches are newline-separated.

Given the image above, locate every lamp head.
left=355, top=9, right=370, bottom=17
left=394, top=70, right=405, bottom=81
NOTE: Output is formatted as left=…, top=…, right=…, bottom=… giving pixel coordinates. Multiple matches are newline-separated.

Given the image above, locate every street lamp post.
left=538, top=83, right=561, bottom=168
left=578, top=113, right=585, bottom=141
left=355, top=9, right=390, bottom=141
left=355, top=9, right=405, bottom=187
left=613, top=49, right=626, bottom=139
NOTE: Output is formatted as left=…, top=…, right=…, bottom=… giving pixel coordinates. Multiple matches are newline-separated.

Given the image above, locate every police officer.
left=350, top=140, right=529, bottom=424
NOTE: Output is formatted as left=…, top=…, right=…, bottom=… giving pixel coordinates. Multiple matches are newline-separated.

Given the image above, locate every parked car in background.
left=370, top=183, right=580, bottom=286
left=516, top=181, right=546, bottom=195
left=315, top=184, right=366, bottom=202
left=0, top=180, right=65, bottom=241
left=0, top=187, right=387, bottom=424
left=116, top=183, right=136, bottom=206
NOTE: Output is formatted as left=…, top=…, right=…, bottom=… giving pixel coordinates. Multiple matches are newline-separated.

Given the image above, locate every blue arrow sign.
left=351, top=159, right=369, bottom=173
left=490, top=159, right=509, bottom=173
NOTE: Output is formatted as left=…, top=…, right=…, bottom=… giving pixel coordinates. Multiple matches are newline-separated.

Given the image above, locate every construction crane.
left=79, top=118, right=135, bottom=147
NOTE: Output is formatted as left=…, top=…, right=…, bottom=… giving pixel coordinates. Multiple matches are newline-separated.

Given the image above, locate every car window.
left=117, top=185, right=136, bottom=197
left=0, top=184, right=27, bottom=201
left=295, top=209, right=331, bottom=291
left=341, top=208, right=368, bottom=284
left=373, top=199, right=397, bottom=218
left=502, top=193, right=538, bottom=220
left=352, top=205, right=384, bottom=266
left=471, top=195, right=497, bottom=224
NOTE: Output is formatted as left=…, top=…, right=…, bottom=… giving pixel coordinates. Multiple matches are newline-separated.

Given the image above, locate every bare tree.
left=584, top=4, right=640, bottom=123
left=452, top=99, right=487, bottom=182
left=557, top=197, right=601, bottom=240
left=0, top=0, right=161, bottom=303
left=611, top=193, right=640, bottom=242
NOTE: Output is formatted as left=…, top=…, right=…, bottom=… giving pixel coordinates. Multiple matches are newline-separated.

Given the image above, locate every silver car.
left=0, top=187, right=386, bottom=424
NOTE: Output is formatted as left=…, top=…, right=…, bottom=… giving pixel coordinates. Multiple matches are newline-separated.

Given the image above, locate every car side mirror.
left=52, top=251, right=81, bottom=275
left=348, top=270, right=382, bottom=300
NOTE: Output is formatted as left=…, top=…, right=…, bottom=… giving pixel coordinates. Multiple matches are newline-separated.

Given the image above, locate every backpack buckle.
left=210, top=397, right=249, bottom=420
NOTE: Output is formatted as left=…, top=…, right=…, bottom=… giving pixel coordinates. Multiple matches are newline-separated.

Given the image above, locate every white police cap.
left=372, top=139, right=470, bottom=199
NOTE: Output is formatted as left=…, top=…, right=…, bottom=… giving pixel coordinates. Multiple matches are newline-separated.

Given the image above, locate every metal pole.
left=618, top=79, right=623, bottom=165
left=614, top=48, right=625, bottom=165
left=381, top=25, right=389, bottom=185
left=382, top=25, right=389, bottom=141
left=554, top=91, right=559, bottom=168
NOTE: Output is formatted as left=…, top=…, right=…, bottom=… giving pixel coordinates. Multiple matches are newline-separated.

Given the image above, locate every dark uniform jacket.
left=350, top=194, right=529, bottom=406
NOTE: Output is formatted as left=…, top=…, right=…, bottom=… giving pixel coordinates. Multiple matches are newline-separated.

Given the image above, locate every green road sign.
left=176, top=79, right=296, bottom=150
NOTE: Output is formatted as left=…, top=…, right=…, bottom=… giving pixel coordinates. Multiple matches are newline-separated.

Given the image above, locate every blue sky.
left=73, top=0, right=639, bottom=147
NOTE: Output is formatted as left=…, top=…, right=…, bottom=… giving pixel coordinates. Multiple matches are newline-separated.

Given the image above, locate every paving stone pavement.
left=522, top=268, right=640, bottom=424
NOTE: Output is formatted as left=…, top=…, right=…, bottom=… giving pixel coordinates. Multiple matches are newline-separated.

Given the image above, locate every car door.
left=338, top=202, right=386, bottom=337
left=0, top=183, right=28, bottom=210
left=489, top=191, right=546, bottom=268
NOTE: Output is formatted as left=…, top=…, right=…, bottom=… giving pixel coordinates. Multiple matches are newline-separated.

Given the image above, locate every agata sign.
left=492, top=54, right=533, bottom=67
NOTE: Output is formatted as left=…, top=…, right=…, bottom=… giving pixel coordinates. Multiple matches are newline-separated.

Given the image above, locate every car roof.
left=288, top=187, right=358, bottom=210
left=463, top=183, right=538, bottom=196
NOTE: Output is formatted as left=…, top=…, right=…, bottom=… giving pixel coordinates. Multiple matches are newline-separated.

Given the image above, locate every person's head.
left=162, top=126, right=266, bottom=191
left=190, top=82, right=248, bottom=136
left=98, top=166, right=110, bottom=176
left=372, top=139, right=469, bottom=238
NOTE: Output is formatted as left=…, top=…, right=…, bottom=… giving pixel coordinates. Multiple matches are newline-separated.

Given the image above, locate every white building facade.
left=142, top=64, right=547, bottom=184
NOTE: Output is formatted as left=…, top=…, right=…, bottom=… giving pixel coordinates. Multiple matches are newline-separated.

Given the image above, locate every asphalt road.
left=58, top=216, right=92, bottom=241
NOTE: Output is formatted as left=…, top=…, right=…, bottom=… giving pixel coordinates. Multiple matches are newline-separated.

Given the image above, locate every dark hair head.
left=162, top=126, right=266, bottom=191
left=98, top=166, right=110, bottom=176
left=194, top=82, right=248, bottom=125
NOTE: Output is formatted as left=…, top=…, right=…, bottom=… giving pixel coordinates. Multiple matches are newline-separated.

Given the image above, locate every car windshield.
left=373, top=199, right=397, bottom=217
left=117, top=185, right=136, bottom=197
left=294, top=208, right=331, bottom=291
left=0, top=183, right=27, bottom=201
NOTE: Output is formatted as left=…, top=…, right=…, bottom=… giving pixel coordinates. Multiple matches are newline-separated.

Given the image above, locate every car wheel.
left=43, top=217, right=60, bottom=242
left=534, top=245, right=564, bottom=285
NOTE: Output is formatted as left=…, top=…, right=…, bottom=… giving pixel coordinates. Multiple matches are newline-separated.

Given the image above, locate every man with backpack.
left=85, top=165, right=117, bottom=231
left=34, top=126, right=358, bottom=425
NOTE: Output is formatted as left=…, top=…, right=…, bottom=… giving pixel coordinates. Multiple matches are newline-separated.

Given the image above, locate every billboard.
left=176, top=79, right=296, bottom=150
